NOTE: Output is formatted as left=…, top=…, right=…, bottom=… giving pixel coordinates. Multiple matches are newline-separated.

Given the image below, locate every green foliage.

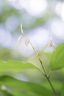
left=0, top=0, right=64, bottom=96
left=0, top=90, right=13, bottom=96
left=0, top=44, right=64, bottom=96
left=0, top=48, right=12, bottom=60
left=50, top=44, right=64, bottom=70
left=0, top=60, right=37, bottom=73
left=0, top=8, right=19, bottom=23
left=28, top=13, right=51, bottom=29
left=61, top=84, right=64, bottom=96
left=0, top=75, right=52, bottom=96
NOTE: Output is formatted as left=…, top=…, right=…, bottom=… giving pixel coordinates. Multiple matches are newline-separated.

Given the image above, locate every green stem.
left=39, top=58, right=57, bottom=96
left=29, top=41, right=57, bottom=96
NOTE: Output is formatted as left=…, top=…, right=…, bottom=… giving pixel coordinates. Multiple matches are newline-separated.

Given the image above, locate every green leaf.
left=0, top=7, right=19, bottom=23
left=0, top=75, right=52, bottom=96
left=61, top=84, right=64, bottom=96
left=50, top=44, right=64, bottom=70
left=0, top=60, right=37, bottom=73
left=0, top=90, right=13, bottom=96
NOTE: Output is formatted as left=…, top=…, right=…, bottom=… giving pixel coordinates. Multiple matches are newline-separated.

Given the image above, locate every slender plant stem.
left=20, top=25, right=57, bottom=96
left=38, top=58, right=57, bottom=96
left=29, top=41, right=57, bottom=96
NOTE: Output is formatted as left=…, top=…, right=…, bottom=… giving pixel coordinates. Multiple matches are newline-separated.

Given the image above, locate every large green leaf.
left=0, top=60, right=37, bottom=73
left=50, top=44, right=64, bottom=70
left=0, top=75, right=52, bottom=96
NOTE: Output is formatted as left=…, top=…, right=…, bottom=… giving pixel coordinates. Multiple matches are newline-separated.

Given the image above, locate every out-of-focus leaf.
left=0, top=75, right=52, bottom=96
left=0, top=8, right=19, bottom=23
left=25, top=12, right=52, bottom=29
left=50, top=44, right=64, bottom=70
left=61, top=84, right=64, bottom=96
left=0, top=48, right=12, bottom=60
left=0, top=60, right=38, bottom=73
left=0, top=90, right=13, bottom=96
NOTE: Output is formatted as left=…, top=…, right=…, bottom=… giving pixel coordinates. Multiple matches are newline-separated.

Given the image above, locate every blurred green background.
left=0, top=0, right=64, bottom=96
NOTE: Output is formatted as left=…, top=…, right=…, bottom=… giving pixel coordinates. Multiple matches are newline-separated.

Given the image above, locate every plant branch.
left=29, top=41, right=57, bottom=96
left=38, top=58, right=57, bottom=96
left=20, top=25, right=57, bottom=96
